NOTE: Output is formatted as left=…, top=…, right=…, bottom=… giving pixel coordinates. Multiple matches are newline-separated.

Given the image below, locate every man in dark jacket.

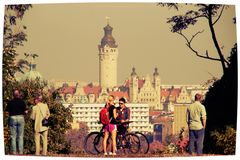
left=6, top=89, right=27, bottom=154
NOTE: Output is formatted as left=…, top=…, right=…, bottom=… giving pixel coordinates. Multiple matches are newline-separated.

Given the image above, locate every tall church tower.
left=98, top=19, right=118, bottom=88
left=129, top=67, right=138, bottom=102
left=153, top=67, right=162, bottom=110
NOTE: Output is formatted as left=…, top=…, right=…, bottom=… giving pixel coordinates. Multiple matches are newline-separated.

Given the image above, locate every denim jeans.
left=189, top=128, right=205, bottom=155
left=9, top=115, right=25, bottom=154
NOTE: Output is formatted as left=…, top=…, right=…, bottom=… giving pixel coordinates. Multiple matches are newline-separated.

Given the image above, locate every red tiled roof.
left=161, top=88, right=181, bottom=98
left=124, top=79, right=144, bottom=89
left=108, top=91, right=129, bottom=100
left=149, top=111, right=162, bottom=116
left=83, top=85, right=101, bottom=97
left=124, top=79, right=130, bottom=87
left=138, top=79, right=144, bottom=88
left=60, top=86, right=76, bottom=94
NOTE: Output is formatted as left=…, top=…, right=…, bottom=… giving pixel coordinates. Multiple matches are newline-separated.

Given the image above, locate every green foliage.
left=4, top=79, right=73, bottom=154
left=160, top=4, right=224, bottom=33
left=164, top=134, right=176, bottom=146
left=204, top=44, right=237, bottom=129
left=203, top=44, right=237, bottom=154
left=160, top=4, right=230, bottom=74
left=149, top=141, right=166, bottom=154
left=3, top=5, right=32, bottom=154
left=210, top=126, right=236, bottom=155
left=47, top=96, right=73, bottom=154
left=3, top=5, right=73, bottom=155
left=163, top=128, right=189, bottom=154
left=3, top=4, right=31, bottom=113
left=65, top=122, right=89, bottom=154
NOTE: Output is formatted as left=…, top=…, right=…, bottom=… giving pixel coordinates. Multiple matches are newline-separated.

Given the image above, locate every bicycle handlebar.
left=120, top=120, right=133, bottom=124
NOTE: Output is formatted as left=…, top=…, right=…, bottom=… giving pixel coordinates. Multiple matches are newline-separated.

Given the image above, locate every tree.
left=3, top=4, right=32, bottom=153
left=65, top=122, right=89, bottom=154
left=3, top=5, right=73, bottom=154
left=203, top=44, right=237, bottom=154
left=159, top=3, right=233, bottom=74
left=159, top=3, right=237, bottom=154
left=210, top=126, right=236, bottom=155
left=3, top=5, right=32, bottom=84
left=10, top=79, right=73, bottom=154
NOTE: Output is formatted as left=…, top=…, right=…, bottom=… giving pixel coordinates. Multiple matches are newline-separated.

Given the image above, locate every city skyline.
left=14, top=3, right=236, bottom=85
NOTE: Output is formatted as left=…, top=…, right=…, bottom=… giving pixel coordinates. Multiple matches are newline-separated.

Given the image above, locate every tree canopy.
left=3, top=5, right=73, bottom=154
left=203, top=44, right=237, bottom=154
left=159, top=3, right=237, bottom=154
left=159, top=3, right=234, bottom=74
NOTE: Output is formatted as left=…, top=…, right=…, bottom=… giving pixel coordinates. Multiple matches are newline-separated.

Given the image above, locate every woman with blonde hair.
left=103, top=95, right=118, bottom=156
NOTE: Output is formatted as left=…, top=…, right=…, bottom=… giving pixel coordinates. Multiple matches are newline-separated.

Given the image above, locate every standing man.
left=6, top=89, right=28, bottom=155
left=116, top=97, right=130, bottom=135
left=186, top=93, right=207, bottom=155
left=31, top=94, right=50, bottom=156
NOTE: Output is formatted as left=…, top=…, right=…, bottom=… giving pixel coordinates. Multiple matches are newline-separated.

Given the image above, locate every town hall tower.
left=98, top=20, right=118, bottom=88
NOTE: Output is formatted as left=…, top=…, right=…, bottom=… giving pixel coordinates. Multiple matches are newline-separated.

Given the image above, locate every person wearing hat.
left=30, top=94, right=50, bottom=156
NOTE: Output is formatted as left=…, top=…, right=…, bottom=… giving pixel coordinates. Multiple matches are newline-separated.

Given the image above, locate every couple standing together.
left=101, top=95, right=130, bottom=156
left=6, top=89, right=50, bottom=156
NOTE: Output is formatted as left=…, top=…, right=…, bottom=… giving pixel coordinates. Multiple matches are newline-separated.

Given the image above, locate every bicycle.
left=84, top=121, right=141, bottom=155
left=84, top=129, right=102, bottom=155
left=117, top=121, right=150, bottom=154
left=133, top=131, right=150, bottom=154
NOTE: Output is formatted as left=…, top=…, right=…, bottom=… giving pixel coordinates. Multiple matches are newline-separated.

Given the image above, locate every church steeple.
left=131, top=67, right=137, bottom=77
left=153, top=67, right=159, bottom=77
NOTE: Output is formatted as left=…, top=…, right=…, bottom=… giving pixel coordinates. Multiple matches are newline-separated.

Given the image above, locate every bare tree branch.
left=196, top=4, right=208, bottom=8
left=177, top=31, right=222, bottom=61
left=192, top=15, right=208, bottom=19
left=212, top=5, right=225, bottom=25
left=189, top=30, right=204, bottom=43
left=224, top=57, right=230, bottom=65
left=157, top=3, right=179, bottom=10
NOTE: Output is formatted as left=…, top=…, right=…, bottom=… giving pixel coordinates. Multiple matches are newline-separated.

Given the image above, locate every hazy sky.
left=14, top=3, right=236, bottom=85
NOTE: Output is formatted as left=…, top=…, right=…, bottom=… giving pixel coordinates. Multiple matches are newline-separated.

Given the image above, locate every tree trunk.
left=208, top=5, right=227, bottom=74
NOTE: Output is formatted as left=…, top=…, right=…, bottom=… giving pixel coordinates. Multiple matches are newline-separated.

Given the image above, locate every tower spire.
left=131, top=67, right=137, bottom=77
left=105, top=16, right=110, bottom=25
left=153, top=67, right=159, bottom=76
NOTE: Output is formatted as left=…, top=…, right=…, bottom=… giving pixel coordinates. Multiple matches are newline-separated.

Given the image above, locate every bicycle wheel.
left=93, top=132, right=105, bottom=154
left=134, top=132, right=150, bottom=154
left=124, top=133, right=141, bottom=154
left=84, top=132, right=100, bottom=155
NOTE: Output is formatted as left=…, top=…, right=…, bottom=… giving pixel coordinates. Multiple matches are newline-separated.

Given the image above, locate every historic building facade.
left=129, top=67, right=162, bottom=110
left=50, top=21, right=209, bottom=136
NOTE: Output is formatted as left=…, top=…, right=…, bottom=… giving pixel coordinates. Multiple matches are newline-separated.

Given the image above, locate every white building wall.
left=63, top=103, right=153, bottom=133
